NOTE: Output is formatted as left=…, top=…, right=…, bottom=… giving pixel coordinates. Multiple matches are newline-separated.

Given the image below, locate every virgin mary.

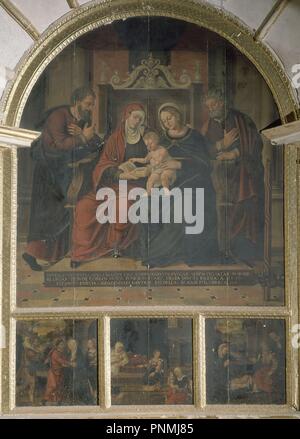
left=140, top=103, right=219, bottom=267
left=71, top=103, right=147, bottom=266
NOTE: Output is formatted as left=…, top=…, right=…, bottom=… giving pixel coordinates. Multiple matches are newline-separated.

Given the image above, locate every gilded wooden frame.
left=0, top=0, right=299, bottom=418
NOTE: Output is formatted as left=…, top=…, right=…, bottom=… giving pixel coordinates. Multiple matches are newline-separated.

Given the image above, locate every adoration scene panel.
left=110, top=318, right=193, bottom=405
left=17, top=17, right=284, bottom=307
left=206, top=318, right=286, bottom=404
left=16, top=319, right=98, bottom=406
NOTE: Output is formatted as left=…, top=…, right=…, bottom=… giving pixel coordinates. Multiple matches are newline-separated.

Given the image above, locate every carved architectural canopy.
left=109, top=54, right=197, bottom=90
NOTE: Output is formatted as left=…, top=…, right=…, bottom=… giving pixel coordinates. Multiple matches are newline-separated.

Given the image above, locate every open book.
left=118, top=160, right=137, bottom=173
left=118, top=160, right=149, bottom=177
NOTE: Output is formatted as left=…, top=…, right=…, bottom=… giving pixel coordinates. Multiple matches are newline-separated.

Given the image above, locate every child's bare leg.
left=168, top=159, right=181, bottom=170
left=161, top=170, right=175, bottom=194
left=161, top=171, right=171, bottom=189
left=146, top=174, right=161, bottom=195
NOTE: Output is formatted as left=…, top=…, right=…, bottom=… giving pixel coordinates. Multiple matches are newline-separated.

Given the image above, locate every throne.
left=97, top=53, right=203, bottom=135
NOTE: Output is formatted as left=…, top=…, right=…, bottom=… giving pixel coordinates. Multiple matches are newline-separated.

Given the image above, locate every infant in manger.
left=129, top=131, right=181, bottom=195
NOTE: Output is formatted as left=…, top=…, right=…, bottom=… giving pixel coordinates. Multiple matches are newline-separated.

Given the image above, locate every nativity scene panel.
left=110, top=318, right=193, bottom=405
left=206, top=319, right=286, bottom=405
left=16, top=17, right=284, bottom=308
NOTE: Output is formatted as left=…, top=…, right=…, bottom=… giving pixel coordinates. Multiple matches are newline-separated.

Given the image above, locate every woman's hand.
left=161, top=160, right=182, bottom=170
left=170, top=161, right=182, bottom=170
left=129, top=157, right=146, bottom=164
left=223, top=128, right=239, bottom=149
left=216, top=150, right=239, bottom=161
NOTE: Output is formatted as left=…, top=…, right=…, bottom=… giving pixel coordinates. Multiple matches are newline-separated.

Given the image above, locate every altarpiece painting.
left=0, top=3, right=294, bottom=415
left=16, top=17, right=284, bottom=309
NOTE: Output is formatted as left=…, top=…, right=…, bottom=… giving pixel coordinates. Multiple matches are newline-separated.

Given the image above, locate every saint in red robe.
left=71, top=103, right=147, bottom=262
left=44, top=347, right=69, bottom=403
left=201, top=108, right=264, bottom=260
left=26, top=106, right=102, bottom=263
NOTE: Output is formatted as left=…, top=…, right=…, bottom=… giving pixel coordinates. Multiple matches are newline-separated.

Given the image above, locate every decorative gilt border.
left=284, top=145, right=299, bottom=410
left=0, top=147, right=3, bottom=412
left=1, top=147, right=13, bottom=414
left=0, top=0, right=299, bottom=126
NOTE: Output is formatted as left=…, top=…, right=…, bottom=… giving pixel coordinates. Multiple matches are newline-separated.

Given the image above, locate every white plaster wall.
left=0, top=8, right=33, bottom=70
left=218, top=0, right=278, bottom=30
left=10, top=0, right=70, bottom=33
left=0, top=8, right=33, bottom=103
left=264, top=0, right=300, bottom=86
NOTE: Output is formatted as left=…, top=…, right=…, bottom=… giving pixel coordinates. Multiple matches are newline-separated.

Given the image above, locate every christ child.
left=130, top=131, right=181, bottom=195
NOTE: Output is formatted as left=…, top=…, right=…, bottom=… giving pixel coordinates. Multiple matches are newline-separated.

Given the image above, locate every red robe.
left=71, top=103, right=145, bottom=262
left=26, top=106, right=87, bottom=262
left=44, top=349, right=69, bottom=403
left=201, top=109, right=264, bottom=247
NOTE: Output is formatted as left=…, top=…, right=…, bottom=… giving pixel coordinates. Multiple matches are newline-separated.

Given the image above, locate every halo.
left=158, top=102, right=184, bottom=130
left=158, top=102, right=182, bottom=116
